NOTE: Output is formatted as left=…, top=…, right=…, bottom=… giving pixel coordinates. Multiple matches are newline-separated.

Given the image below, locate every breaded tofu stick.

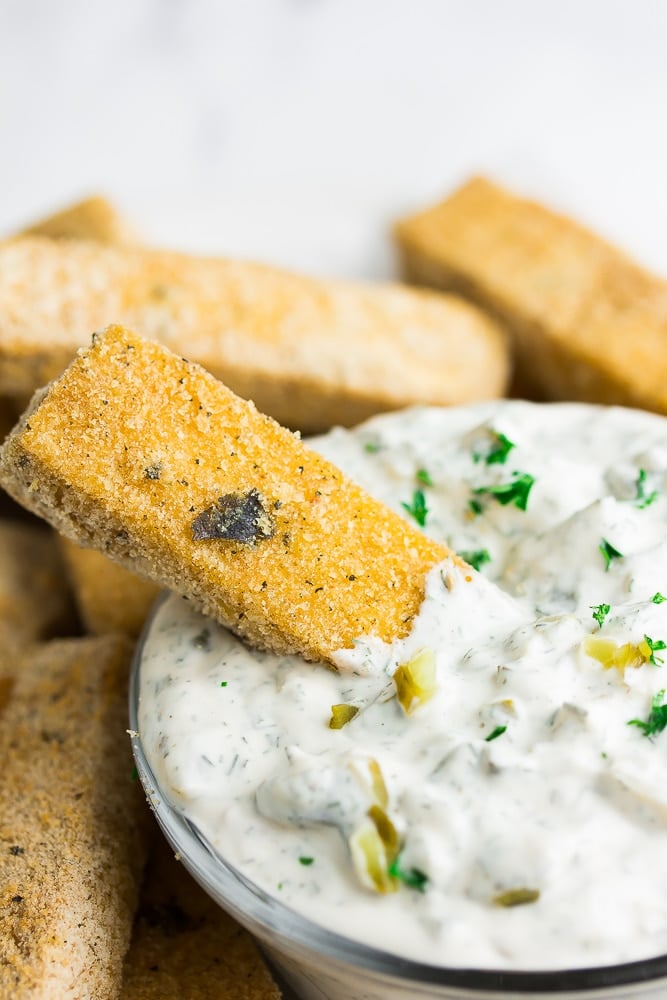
left=58, top=538, right=160, bottom=638
left=0, top=635, right=149, bottom=999
left=0, top=325, right=450, bottom=665
left=0, top=237, right=508, bottom=432
left=17, top=194, right=136, bottom=244
left=395, top=176, right=667, bottom=411
left=120, top=838, right=280, bottom=1000
left=0, top=521, right=75, bottom=648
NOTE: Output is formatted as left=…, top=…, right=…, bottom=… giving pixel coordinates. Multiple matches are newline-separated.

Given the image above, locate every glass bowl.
left=129, top=598, right=667, bottom=1000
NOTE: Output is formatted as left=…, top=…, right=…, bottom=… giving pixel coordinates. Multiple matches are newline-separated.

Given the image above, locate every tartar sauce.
left=138, top=401, right=667, bottom=970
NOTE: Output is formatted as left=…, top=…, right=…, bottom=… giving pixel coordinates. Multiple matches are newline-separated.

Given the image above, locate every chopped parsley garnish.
left=599, top=538, right=623, bottom=571
left=469, top=498, right=484, bottom=517
left=299, top=856, right=315, bottom=866
left=591, top=603, right=611, bottom=628
left=473, top=472, right=535, bottom=512
left=416, top=468, right=434, bottom=487
left=363, top=441, right=381, bottom=454
left=628, top=689, right=667, bottom=738
left=472, top=430, right=515, bottom=466
left=635, top=468, right=659, bottom=509
left=402, top=488, right=428, bottom=527
left=643, top=634, right=667, bottom=666
left=652, top=592, right=667, bottom=604
left=458, top=548, right=492, bottom=572
left=479, top=431, right=516, bottom=466
left=485, top=724, right=507, bottom=742
left=388, top=855, right=429, bottom=892
left=220, top=681, right=228, bottom=687
left=131, top=765, right=138, bottom=782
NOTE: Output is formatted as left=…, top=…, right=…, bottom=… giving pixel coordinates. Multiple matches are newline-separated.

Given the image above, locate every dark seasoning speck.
left=191, top=488, right=275, bottom=545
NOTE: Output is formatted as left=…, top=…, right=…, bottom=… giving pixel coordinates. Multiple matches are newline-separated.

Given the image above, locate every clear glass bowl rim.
left=130, top=593, right=667, bottom=995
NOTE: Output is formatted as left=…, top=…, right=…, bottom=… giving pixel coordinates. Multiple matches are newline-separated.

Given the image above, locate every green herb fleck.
left=591, top=603, right=611, bottom=628
left=388, top=856, right=429, bottom=892
left=599, top=538, right=623, bottom=572
left=480, top=431, right=516, bottom=466
left=628, top=689, right=667, bottom=738
left=473, top=472, right=535, bottom=512
left=131, top=765, right=138, bottom=782
left=469, top=498, right=484, bottom=517
left=299, top=856, right=315, bottom=866
left=635, top=469, right=659, bottom=509
left=402, top=488, right=428, bottom=527
left=364, top=441, right=381, bottom=454
left=416, top=468, right=434, bottom=487
left=220, top=681, right=228, bottom=687
left=652, top=592, right=667, bottom=605
left=458, top=549, right=492, bottom=572
left=643, top=634, right=667, bottom=666
left=485, top=724, right=507, bottom=742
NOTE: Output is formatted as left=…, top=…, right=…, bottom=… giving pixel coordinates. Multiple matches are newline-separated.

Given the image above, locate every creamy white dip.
left=138, top=401, right=667, bottom=970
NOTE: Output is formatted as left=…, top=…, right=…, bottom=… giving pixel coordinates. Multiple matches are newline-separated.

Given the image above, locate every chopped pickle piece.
left=329, top=703, right=359, bottom=729
left=349, top=816, right=398, bottom=894
left=368, top=758, right=389, bottom=808
left=493, top=888, right=540, bottom=907
left=584, top=636, right=649, bottom=670
left=393, top=648, right=437, bottom=715
left=368, top=804, right=400, bottom=860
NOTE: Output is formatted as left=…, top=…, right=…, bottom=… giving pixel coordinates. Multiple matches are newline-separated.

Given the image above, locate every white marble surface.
left=1, top=0, right=667, bottom=278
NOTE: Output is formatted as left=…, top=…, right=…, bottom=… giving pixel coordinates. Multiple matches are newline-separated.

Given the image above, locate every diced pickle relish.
left=139, top=402, right=667, bottom=970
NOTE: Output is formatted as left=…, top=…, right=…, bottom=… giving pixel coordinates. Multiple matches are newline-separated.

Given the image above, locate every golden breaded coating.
left=0, top=636, right=149, bottom=999
left=58, top=538, right=160, bottom=638
left=0, top=325, right=450, bottom=665
left=17, top=195, right=136, bottom=244
left=120, top=838, right=280, bottom=1000
left=0, top=237, right=508, bottom=432
left=395, top=176, right=667, bottom=411
left=0, top=521, right=75, bottom=648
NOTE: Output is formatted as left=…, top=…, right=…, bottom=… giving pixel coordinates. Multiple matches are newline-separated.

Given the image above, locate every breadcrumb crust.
left=395, top=176, right=667, bottom=412
left=120, top=839, right=281, bottom=1000
left=0, top=237, right=508, bottom=432
left=0, top=636, right=149, bottom=999
left=0, top=325, right=451, bottom=664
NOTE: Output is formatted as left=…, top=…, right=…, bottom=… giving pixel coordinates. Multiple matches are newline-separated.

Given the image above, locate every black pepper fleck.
left=144, top=462, right=162, bottom=481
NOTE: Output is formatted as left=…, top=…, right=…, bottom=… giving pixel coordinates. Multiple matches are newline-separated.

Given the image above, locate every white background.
left=1, top=0, right=666, bottom=279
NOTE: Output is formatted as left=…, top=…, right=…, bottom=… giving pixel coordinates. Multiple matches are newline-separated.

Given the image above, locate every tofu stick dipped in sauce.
left=2, top=329, right=667, bottom=971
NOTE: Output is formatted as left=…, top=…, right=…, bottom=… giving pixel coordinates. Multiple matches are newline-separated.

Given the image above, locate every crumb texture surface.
left=0, top=325, right=450, bottom=664
left=0, top=635, right=149, bottom=999
left=120, top=839, right=281, bottom=1000
left=395, top=176, right=667, bottom=411
left=0, top=237, right=508, bottom=430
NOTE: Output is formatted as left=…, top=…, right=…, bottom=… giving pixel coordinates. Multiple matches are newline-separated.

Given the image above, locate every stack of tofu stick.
left=2, top=175, right=667, bottom=997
